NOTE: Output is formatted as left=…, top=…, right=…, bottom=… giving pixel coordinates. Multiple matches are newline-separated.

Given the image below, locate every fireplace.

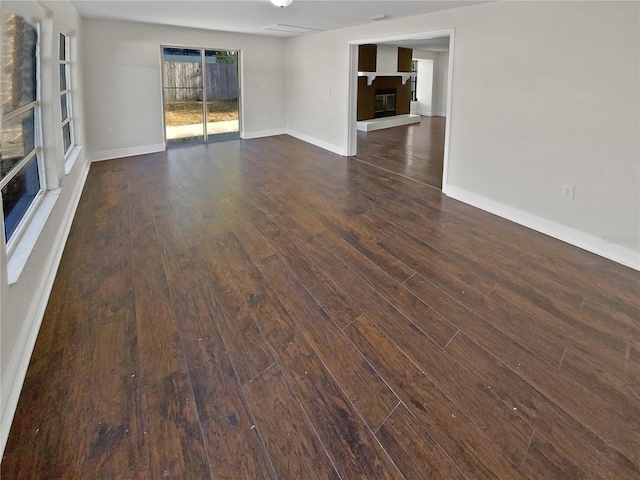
left=374, top=88, right=396, bottom=118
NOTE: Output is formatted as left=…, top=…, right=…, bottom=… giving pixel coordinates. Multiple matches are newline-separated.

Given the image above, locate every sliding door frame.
left=161, top=45, right=242, bottom=146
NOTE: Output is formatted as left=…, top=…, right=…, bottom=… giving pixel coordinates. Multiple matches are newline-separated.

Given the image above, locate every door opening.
left=348, top=30, right=454, bottom=191
left=162, top=46, right=240, bottom=146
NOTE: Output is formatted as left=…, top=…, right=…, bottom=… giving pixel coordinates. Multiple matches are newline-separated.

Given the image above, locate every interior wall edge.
left=286, top=129, right=347, bottom=156
left=444, top=184, right=640, bottom=271
left=88, top=143, right=166, bottom=163
left=241, top=128, right=287, bottom=140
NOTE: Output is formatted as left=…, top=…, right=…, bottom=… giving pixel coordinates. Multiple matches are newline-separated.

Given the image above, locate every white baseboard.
left=88, top=143, right=165, bottom=162
left=443, top=185, right=640, bottom=270
left=242, top=128, right=287, bottom=140
left=415, top=110, right=433, bottom=116
left=286, top=129, right=346, bottom=156
left=0, top=157, right=91, bottom=457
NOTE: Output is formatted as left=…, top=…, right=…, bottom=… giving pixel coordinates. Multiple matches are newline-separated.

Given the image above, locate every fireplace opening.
left=374, top=88, right=396, bottom=118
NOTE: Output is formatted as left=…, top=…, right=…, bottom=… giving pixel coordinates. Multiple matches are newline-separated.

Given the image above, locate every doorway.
left=348, top=30, right=454, bottom=191
left=162, top=46, right=240, bottom=146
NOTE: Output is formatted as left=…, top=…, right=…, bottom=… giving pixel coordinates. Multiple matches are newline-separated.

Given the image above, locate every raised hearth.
left=357, top=113, right=421, bottom=132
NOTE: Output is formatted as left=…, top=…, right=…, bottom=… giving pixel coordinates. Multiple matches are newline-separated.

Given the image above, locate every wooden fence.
left=163, top=62, right=238, bottom=102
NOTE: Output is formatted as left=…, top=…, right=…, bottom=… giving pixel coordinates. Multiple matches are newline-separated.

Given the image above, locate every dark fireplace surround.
left=356, top=44, right=413, bottom=122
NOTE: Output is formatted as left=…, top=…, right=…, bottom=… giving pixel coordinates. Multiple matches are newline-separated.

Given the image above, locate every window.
left=59, top=32, right=74, bottom=156
left=1, top=13, right=45, bottom=244
left=410, top=60, right=417, bottom=102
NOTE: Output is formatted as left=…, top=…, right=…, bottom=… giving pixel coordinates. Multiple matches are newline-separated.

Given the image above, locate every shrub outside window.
left=0, top=13, right=46, bottom=245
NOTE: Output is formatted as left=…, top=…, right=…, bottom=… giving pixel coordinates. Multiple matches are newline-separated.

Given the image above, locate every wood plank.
left=198, top=232, right=282, bottom=320
left=444, top=242, right=585, bottom=312
left=581, top=298, right=640, bottom=350
left=160, top=239, right=271, bottom=474
left=327, top=263, right=534, bottom=465
left=559, top=345, right=640, bottom=419
left=81, top=168, right=147, bottom=477
left=81, top=319, right=146, bottom=477
left=403, top=270, right=566, bottom=368
left=258, top=307, right=403, bottom=479
left=379, top=225, right=497, bottom=296
left=375, top=403, right=466, bottom=480
left=345, top=315, right=527, bottom=479
left=411, top=213, right=523, bottom=262
left=406, top=271, right=640, bottom=464
left=519, top=431, right=589, bottom=480
left=318, top=229, right=457, bottom=348
left=242, top=192, right=343, bottom=271
left=490, top=284, right=640, bottom=362
left=405, top=268, right=638, bottom=402
left=192, top=240, right=280, bottom=385
left=445, top=331, right=640, bottom=478
left=257, top=255, right=399, bottom=430
left=151, top=203, right=278, bottom=478
left=243, top=365, right=341, bottom=479
left=142, top=371, right=211, bottom=480
left=247, top=212, right=362, bottom=329
left=319, top=228, right=414, bottom=284
left=517, top=252, right=640, bottom=318
left=130, top=192, right=185, bottom=387
left=177, top=313, right=277, bottom=480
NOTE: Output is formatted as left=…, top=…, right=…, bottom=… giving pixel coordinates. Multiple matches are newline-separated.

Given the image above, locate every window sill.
left=7, top=189, right=61, bottom=285
left=64, top=145, right=83, bottom=175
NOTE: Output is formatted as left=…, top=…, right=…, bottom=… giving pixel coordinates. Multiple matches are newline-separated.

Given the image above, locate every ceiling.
left=70, top=0, right=485, bottom=38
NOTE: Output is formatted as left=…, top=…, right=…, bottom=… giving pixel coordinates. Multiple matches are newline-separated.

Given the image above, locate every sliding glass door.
left=204, top=50, right=240, bottom=141
left=163, top=48, right=204, bottom=144
left=162, top=47, right=239, bottom=146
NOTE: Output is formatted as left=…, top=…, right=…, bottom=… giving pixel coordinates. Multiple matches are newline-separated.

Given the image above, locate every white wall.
left=285, top=32, right=349, bottom=154
left=1, top=0, right=90, bottom=455
left=376, top=44, right=398, bottom=72
left=285, top=1, right=640, bottom=267
left=412, top=57, right=434, bottom=115
left=433, top=50, right=449, bottom=116
left=412, top=49, right=436, bottom=115
left=413, top=48, right=449, bottom=116
left=82, top=19, right=288, bottom=160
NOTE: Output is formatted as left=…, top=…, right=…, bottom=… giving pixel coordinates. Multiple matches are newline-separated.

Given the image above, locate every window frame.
left=59, top=31, right=75, bottom=158
left=410, top=60, right=417, bottom=102
left=1, top=15, right=47, bottom=253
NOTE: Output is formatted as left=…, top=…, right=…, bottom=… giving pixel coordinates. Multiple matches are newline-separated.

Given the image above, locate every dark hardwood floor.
left=2, top=134, right=639, bottom=479
left=356, top=116, right=445, bottom=189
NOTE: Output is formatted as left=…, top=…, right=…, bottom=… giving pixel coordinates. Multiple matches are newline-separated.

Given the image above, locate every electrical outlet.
left=332, top=124, right=338, bottom=132
left=106, top=128, right=113, bottom=137
left=562, top=185, right=574, bottom=199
